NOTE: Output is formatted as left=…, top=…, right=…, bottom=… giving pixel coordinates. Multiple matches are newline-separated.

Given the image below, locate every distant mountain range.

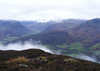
left=1, top=18, right=99, bottom=46
left=6, top=18, right=100, bottom=47
left=0, top=19, right=85, bottom=43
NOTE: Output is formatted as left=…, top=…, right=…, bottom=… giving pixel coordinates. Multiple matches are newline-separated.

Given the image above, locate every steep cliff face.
left=0, top=49, right=100, bottom=71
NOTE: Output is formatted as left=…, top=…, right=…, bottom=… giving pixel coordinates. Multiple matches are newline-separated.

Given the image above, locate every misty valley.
left=1, top=0, right=100, bottom=70
left=0, top=18, right=100, bottom=71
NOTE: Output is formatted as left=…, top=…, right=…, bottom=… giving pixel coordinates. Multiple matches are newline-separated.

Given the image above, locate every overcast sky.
left=0, top=0, right=100, bottom=21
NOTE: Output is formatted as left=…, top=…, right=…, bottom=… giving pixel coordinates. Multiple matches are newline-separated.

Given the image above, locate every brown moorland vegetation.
left=0, top=49, right=100, bottom=71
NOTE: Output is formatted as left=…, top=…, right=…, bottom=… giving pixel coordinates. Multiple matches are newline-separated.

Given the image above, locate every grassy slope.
left=0, top=49, right=100, bottom=71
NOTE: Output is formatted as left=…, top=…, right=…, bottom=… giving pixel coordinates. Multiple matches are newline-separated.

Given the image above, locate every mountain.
left=0, top=20, right=31, bottom=41
left=0, top=19, right=85, bottom=44
left=6, top=30, right=71, bottom=45
left=21, top=21, right=56, bottom=33
left=70, top=18, right=100, bottom=47
left=3, top=19, right=87, bottom=46
left=0, top=49, right=100, bottom=71
left=20, top=19, right=86, bottom=34
left=44, top=19, right=86, bottom=32
left=11, top=19, right=85, bottom=45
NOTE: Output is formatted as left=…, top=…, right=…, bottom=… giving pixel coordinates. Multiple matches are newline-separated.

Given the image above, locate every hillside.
left=0, top=20, right=31, bottom=42
left=0, top=49, right=100, bottom=71
left=70, top=18, right=100, bottom=47
left=5, top=19, right=85, bottom=45
left=6, top=30, right=70, bottom=45
left=0, top=19, right=85, bottom=44
left=44, top=19, right=85, bottom=32
left=20, top=21, right=52, bottom=33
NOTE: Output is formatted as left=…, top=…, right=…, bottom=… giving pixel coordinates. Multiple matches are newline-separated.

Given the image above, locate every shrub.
left=6, top=56, right=29, bottom=63
left=64, top=58, right=78, bottom=63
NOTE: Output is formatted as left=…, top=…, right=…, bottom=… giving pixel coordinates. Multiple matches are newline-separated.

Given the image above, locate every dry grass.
left=6, top=56, right=29, bottom=63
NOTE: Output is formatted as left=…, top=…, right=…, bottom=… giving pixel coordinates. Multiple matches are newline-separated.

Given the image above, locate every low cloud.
left=75, top=54, right=98, bottom=63
left=0, top=42, right=99, bottom=63
left=0, top=42, right=54, bottom=54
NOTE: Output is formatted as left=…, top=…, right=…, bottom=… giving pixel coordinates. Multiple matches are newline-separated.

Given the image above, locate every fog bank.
left=0, top=42, right=53, bottom=54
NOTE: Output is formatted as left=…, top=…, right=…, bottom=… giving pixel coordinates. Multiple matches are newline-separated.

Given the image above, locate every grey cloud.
left=0, top=0, right=100, bottom=21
